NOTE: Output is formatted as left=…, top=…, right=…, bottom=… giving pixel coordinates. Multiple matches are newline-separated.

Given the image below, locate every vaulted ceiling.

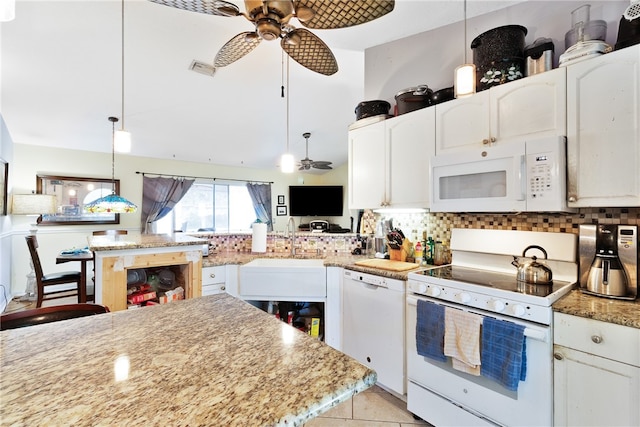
left=1, top=0, right=522, bottom=172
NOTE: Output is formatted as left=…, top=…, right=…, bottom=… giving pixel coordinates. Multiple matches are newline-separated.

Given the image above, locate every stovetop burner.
left=412, top=265, right=573, bottom=298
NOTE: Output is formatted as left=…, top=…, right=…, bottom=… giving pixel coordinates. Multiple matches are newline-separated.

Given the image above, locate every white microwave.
left=430, top=136, right=574, bottom=213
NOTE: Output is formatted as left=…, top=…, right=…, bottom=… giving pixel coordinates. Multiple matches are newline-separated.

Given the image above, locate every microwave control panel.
left=525, top=136, right=571, bottom=211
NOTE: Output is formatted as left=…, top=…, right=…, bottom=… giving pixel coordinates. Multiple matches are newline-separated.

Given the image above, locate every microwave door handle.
left=518, top=154, right=526, bottom=201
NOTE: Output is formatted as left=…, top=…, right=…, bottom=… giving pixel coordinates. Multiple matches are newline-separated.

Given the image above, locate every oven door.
left=430, top=143, right=526, bottom=212
left=406, top=293, right=552, bottom=427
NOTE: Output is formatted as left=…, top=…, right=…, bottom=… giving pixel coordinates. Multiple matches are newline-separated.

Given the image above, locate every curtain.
left=141, top=176, right=195, bottom=233
left=246, top=183, right=273, bottom=232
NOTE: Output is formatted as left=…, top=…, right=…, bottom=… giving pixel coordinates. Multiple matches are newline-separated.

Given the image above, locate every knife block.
left=389, top=239, right=412, bottom=261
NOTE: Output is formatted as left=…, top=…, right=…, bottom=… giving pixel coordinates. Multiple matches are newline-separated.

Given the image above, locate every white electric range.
left=406, top=228, right=577, bottom=427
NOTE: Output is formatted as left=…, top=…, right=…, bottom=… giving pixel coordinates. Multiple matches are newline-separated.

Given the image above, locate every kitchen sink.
left=242, top=258, right=325, bottom=268
left=239, top=258, right=327, bottom=299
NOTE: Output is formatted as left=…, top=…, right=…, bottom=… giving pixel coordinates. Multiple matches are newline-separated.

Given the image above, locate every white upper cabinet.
left=348, top=107, right=435, bottom=210
left=435, top=68, right=566, bottom=154
left=566, top=45, right=640, bottom=207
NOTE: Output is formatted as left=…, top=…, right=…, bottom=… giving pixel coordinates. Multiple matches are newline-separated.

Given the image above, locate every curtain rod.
left=135, top=171, right=273, bottom=185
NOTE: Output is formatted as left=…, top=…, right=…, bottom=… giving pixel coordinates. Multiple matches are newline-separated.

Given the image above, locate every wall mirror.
left=36, top=174, right=120, bottom=225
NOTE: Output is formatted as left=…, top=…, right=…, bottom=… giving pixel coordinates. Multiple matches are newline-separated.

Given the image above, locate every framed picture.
left=277, top=195, right=285, bottom=205
left=36, top=174, right=120, bottom=225
left=0, top=159, right=7, bottom=216
left=276, top=205, right=287, bottom=216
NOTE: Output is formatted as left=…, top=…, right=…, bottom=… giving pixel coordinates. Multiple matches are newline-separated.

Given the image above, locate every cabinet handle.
left=221, top=286, right=226, bottom=291
left=591, top=335, right=603, bottom=344
left=209, top=273, right=216, bottom=279
left=490, top=137, right=496, bottom=143
left=482, top=138, right=489, bottom=145
left=568, top=195, right=577, bottom=203
left=553, top=352, right=564, bottom=361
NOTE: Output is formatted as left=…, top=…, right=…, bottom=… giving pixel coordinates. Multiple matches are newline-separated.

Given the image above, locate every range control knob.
left=427, top=286, right=441, bottom=297
left=511, top=304, right=526, bottom=317
left=457, top=292, right=471, bottom=303
left=489, top=300, right=505, bottom=312
left=416, top=283, right=427, bottom=293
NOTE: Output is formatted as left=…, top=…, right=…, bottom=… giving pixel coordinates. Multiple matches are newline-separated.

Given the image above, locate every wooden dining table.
left=56, top=251, right=93, bottom=303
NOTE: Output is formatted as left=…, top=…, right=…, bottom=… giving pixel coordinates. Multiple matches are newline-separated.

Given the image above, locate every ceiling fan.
left=147, top=0, right=395, bottom=76
left=299, top=132, right=332, bottom=170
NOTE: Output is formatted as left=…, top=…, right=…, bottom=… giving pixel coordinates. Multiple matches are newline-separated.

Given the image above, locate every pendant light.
left=84, top=117, right=138, bottom=213
left=454, top=0, right=476, bottom=98
left=114, top=0, right=131, bottom=153
left=280, top=54, right=295, bottom=173
left=0, top=0, right=15, bottom=21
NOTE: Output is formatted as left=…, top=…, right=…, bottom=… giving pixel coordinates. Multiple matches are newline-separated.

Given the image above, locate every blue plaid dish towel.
left=416, top=299, right=447, bottom=362
left=481, top=317, right=527, bottom=391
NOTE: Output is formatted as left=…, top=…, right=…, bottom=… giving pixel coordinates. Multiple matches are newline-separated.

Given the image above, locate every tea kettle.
left=512, top=245, right=553, bottom=285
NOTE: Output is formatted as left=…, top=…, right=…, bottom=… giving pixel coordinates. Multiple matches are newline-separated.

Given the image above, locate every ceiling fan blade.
left=281, top=29, right=338, bottom=76
left=214, top=32, right=261, bottom=67
left=294, top=0, right=394, bottom=30
left=148, top=0, right=241, bottom=17
left=312, top=161, right=332, bottom=170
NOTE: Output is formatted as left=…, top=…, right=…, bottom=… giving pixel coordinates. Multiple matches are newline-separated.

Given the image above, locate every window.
left=156, top=181, right=256, bottom=233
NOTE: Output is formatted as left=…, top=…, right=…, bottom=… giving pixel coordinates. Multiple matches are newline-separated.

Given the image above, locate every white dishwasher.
left=342, top=269, right=406, bottom=396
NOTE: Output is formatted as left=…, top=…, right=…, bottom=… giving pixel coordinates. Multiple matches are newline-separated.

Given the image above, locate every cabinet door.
left=387, top=107, right=435, bottom=208
left=435, top=90, right=490, bottom=154
left=567, top=45, right=640, bottom=207
left=490, top=67, right=566, bottom=144
left=348, top=121, right=386, bottom=209
left=553, top=345, right=640, bottom=427
left=202, top=266, right=226, bottom=296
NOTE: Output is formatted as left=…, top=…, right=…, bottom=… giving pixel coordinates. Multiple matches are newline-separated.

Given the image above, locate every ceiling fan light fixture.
left=256, top=18, right=281, bottom=41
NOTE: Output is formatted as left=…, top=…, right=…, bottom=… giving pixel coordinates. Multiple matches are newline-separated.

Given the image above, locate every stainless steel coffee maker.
left=579, top=224, right=638, bottom=300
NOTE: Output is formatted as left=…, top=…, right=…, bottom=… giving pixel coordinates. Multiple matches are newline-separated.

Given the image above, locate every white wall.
left=365, top=1, right=627, bottom=102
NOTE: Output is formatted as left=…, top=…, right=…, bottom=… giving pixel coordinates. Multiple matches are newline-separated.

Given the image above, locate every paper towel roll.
left=252, top=223, right=267, bottom=253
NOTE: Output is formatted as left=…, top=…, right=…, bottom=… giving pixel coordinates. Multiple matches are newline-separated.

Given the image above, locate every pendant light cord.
left=463, top=0, right=468, bottom=63
left=121, top=0, right=125, bottom=131
left=286, top=55, right=290, bottom=154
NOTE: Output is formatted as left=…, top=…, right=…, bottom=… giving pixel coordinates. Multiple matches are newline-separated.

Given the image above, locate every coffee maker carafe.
left=579, top=225, right=638, bottom=300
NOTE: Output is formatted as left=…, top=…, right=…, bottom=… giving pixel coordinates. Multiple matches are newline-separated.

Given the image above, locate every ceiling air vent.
left=189, top=60, right=216, bottom=77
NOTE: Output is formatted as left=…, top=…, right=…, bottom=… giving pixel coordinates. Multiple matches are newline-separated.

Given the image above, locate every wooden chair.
left=25, top=235, right=83, bottom=308
left=0, top=303, right=109, bottom=331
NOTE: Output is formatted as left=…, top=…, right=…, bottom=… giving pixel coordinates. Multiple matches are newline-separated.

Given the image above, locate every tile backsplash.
left=193, top=208, right=640, bottom=258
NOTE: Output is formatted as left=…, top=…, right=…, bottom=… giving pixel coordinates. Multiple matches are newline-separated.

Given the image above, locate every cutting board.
left=354, top=258, right=420, bottom=272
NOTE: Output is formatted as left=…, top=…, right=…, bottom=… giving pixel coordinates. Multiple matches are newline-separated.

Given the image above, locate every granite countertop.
left=553, top=289, right=640, bottom=329
left=0, top=294, right=376, bottom=426
left=89, top=233, right=207, bottom=251
left=202, top=252, right=428, bottom=281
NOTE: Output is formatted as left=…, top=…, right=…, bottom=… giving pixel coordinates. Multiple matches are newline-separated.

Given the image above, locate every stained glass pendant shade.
left=84, top=117, right=137, bottom=214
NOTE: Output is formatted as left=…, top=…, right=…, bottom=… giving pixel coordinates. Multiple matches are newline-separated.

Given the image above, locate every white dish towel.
left=444, top=307, right=483, bottom=375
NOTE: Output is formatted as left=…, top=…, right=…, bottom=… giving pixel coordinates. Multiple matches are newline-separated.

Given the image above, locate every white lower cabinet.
left=202, top=265, right=226, bottom=296
left=553, top=312, right=640, bottom=426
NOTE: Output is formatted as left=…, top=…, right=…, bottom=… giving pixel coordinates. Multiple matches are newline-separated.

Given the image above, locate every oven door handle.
left=407, top=295, right=549, bottom=343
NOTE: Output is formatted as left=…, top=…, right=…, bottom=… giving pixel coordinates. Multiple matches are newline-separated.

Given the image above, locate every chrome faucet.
left=286, top=216, right=296, bottom=255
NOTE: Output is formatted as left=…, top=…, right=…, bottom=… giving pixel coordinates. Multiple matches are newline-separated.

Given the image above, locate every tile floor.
left=305, top=385, right=431, bottom=427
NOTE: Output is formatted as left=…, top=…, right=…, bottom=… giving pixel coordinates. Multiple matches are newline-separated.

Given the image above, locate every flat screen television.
left=288, top=185, right=344, bottom=217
